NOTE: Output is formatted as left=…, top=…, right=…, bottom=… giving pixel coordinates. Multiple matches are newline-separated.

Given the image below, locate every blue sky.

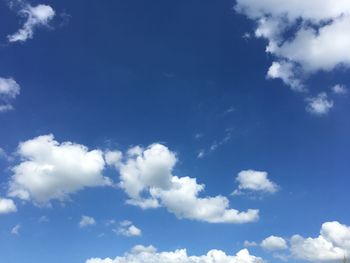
left=1, top=0, right=350, bottom=263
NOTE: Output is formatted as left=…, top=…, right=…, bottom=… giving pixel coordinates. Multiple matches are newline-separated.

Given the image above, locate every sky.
left=0, top=0, right=350, bottom=262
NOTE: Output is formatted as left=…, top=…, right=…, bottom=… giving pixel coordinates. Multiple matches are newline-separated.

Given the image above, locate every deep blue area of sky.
left=0, top=0, right=349, bottom=262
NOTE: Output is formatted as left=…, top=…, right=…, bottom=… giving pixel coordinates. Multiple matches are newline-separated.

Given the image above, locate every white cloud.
left=8, top=134, right=111, bottom=205
left=235, top=0, right=350, bottom=90
left=261, top=221, right=350, bottom=262
left=0, top=198, right=17, bottom=214
left=126, top=146, right=143, bottom=157
left=332, top=84, right=347, bottom=95
left=0, top=77, right=20, bottom=112
left=11, top=224, right=21, bottom=235
left=261, top=236, right=288, bottom=251
left=105, top=150, right=123, bottom=169
left=267, top=61, right=303, bottom=91
left=119, top=143, right=175, bottom=207
left=233, top=170, right=279, bottom=195
left=85, top=245, right=264, bottom=263
left=8, top=3, right=55, bottom=42
left=117, top=144, right=259, bottom=223
left=79, top=215, right=96, bottom=228
left=306, top=93, right=334, bottom=115
left=290, top=236, right=342, bottom=262
left=0, top=77, right=20, bottom=98
left=116, top=220, right=142, bottom=237
left=290, top=221, right=350, bottom=262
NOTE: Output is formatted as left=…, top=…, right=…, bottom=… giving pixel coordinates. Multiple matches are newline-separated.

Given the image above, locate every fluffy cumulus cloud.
left=85, top=245, right=264, bottom=263
left=261, top=236, right=288, bottom=251
left=290, top=221, right=350, bottom=262
left=257, top=221, right=350, bottom=262
left=232, top=170, right=279, bottom=195
left=112, top=144, right=259, bottom=224
left=0, top=198, right=17, bottom=214
left=79, top=215, right=96, bottom=228
left=116, top=220, right=142, bottom=237
left=306, top=93, right=334, bottom=115
left=8, top=1, right=55, bottom=42
left=8, top=134, right=111, bottom=205
left=0, top=77, right=20, bottom=112
left=235, top=0, right=350, bottom=91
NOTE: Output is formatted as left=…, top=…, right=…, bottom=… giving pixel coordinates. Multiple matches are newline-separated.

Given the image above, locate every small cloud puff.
left=233, top=170, right=279, bottom=195
left=79, top=215, right=96, bottom=228
left=115, top=220, right=142, bottom=237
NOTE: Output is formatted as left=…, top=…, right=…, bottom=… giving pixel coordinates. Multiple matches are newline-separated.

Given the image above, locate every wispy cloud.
left=7, top=1, right=55, bottom=43
left=197, top=128, right=234, bottom=159
left=332, top=84, right=347, bottom=95
left=11, top=224, right=21, bottom=235
left=0, top=77, right=20, bottom=112
left=306, top=93, right=334, bottom=116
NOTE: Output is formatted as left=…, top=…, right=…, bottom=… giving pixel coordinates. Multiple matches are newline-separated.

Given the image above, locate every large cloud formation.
left=235, top=0, right=350, bottom=93
left=8, top=134, right=111, bottom=205
left=112, top=144, right=259, bottom=224
left=7, top=135, right=258, bottom=223
left=86, top=245, right=263, bottom=263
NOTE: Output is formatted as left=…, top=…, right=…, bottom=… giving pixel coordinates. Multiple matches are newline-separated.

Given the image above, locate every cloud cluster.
left=8, top=2, right=55, bottom=43
left=253, top=221, right=350, bottom=262
left=232, top=170, right=279, bottom=195
left=235, top=0, right=350, bottom=115
left=0, top=77, right=20, bottom=112
left=114, top=144, right=259, bottom=224
left=8, top=134, right=111, bottom=205
left=6, top=135, right=258, bottom=224
left=85, top=245, right=264, bottom=263
left=236, top=0, right=350, bottom=89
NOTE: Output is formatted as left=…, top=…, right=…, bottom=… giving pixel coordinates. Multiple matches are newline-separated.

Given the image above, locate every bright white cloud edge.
left=85, top=245, right=263, bottom=263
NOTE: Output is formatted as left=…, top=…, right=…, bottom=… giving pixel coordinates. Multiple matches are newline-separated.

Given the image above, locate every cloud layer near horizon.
left=86, top=245, right=263, bottom=263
